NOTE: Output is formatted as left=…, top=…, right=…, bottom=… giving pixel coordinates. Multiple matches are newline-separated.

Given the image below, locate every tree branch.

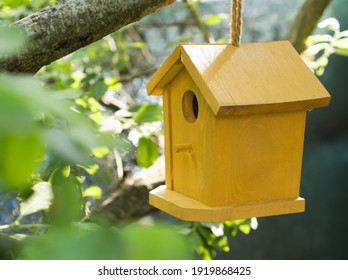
left=0, top=0, right=175, bottom=73
left=88, top=156, right=166, bottom=225
left=286, top=0, right=332, bottom=53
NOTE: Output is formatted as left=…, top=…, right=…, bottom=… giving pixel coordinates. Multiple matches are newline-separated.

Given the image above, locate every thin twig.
left=183, top=0, right=212, bottom=43
left=0, top=223, right=50, bottom=231
left=286, top=0, right=332, bottom=53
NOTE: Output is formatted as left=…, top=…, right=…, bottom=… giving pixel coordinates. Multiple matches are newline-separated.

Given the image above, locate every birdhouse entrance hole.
left=182, top=90, right=199, bottom=123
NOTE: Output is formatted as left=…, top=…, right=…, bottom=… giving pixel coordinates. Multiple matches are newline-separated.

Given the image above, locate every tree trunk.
left=0, top=0, right=175, bottom=73
left=286, top=0, right=332, bottom=53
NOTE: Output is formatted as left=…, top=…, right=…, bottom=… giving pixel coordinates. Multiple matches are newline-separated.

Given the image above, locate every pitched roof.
left=147, top=41, right=330, bottom=116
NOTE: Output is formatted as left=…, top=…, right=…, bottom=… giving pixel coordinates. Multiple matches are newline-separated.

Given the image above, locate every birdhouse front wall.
left=163, top=68, right=216, bottom=203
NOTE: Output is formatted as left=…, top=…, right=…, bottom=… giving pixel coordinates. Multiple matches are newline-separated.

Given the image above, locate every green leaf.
left=305, top=42, right=330, bottom=56
left=239, top=224, right=251, bottom=235
left=204, top=14, right=228, bottom=26
left=78, top=164, right=99, bottom=175
left=91, top=146, right=110, bottom=158
left=90, top=80, right=108, bottom=99
left=2, top=0, right=29, bottom=7
left=29, top=0, right=49, bottom=10
left=48, top=89, right=82, bottom=100
left=306, top=34, right=333, bottom=45
left=334, top=37, right=348, bottom=50
left=22, top=223, right=192, bottom=260
left=83, top=185, right=102, bottom=199
left=0, top=26, right=26, bottom=55
left=136, top=136, right=158, bottom=168
left=335, top=47, right=348, bottom=57
left=21, top=224, right=125, bottom=259
left=124, top=224, right=192, bottom=260
left=126, top=42, right=146, bottom=49
left=44, top=129, right=91, bottom=164
left=216, top=236, right=230, bottom=252
left=132, top=103, right=163, bottom=123
left=19, top=182, right=53, bottom=218
left=50, top=168, right=84, bottom=225
left=318, top=17, right=340, bottom=32
left=0, top=133, right=43, bottom=191
left=340, top=30, right=348, bottom=37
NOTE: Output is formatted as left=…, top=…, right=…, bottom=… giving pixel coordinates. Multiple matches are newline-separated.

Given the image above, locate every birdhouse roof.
left=147, top=41, right=330, bottom=116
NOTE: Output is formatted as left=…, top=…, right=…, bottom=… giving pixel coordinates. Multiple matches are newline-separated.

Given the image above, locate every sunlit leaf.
left=136, top=136, right=158, bottom=168
left=75, top=98, right=88, bottom=108
left=0, top=133, right=43, bottom=191
left=318, top=17, right=340, bottom=32
left=83, top=185, right=102, bottom=199
left=304, top=42, right=330, bottom=56
left=50, top=168, right=84, bottom=225
left=239, top=224, right=251, bottom=235
left=334, top=38, right=348, bottom=50
left=78, top=164, right=99, bottom=175
left=91, top=80, right=108, bottom=99
left=89, top=111, right=104, bottom=124
left=2, top=0, right=29, bottom=8
left=217, top=236, right=229, bottom=252
left=87, top=97, right=102, bottom=112
left=340, top=30, right=348, bottom=37
left=126, top=42, right=146, bottom=49
left=201, top=222, right=224, bottom=237
left=335, top=47, right=348, bottom=57
left=132, top=103, right=163, bottom=123
left=62, top=166, right=71, bottom=177
left=92, top=146, right=110, bottom=158
left=203, top=14, right=228, bottom=25
left=316, top=56, right=329, bottom=68
left=306, top=34, right=333, bottom=45
left=19, top=182, right=53, bottom=218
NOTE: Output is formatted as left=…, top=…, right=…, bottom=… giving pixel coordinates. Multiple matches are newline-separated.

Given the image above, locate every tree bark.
left=0, top=0, right=175, bottom=73
left=286, top=0, right=332, bottom=53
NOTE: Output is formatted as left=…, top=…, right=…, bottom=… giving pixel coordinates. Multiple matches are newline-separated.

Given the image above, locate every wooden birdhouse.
left=146, top=41, right=330, bottom=222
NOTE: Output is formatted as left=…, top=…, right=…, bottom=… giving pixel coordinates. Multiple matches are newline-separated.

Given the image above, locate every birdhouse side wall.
left=202, top=110, right=307, bottom=206
left=165, top=69, right=217, bottom=203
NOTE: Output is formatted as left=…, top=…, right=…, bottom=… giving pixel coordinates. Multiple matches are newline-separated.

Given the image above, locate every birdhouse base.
left=149, top=185, right=305, bottom=222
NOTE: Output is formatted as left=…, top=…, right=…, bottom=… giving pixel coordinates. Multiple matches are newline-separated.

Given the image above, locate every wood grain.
left=147, top=41, right=331, bottom=115
left=150, top=185, right=305, bottom=222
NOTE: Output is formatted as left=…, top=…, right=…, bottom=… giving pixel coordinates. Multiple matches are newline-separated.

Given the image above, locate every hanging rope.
left=230, top=0, right=243, bottom=46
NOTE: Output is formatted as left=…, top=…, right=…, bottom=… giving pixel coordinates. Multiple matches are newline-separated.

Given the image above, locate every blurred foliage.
left=0, top=0, right=258, bottom=260
left=21, top=223, right=192, bottom=260
left=303, top=17, right=348, bottom=75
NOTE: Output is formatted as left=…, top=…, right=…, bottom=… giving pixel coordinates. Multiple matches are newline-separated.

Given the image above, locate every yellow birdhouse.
left=146, top=41, right=331, bottom=222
